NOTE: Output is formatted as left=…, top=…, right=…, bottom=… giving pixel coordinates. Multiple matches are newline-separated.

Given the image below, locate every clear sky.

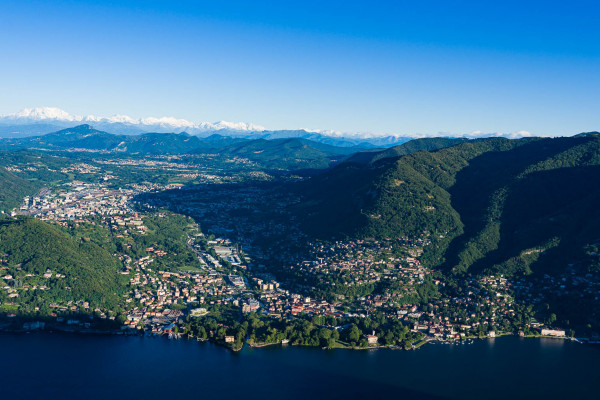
left=1, top=0, right=599, bottom=136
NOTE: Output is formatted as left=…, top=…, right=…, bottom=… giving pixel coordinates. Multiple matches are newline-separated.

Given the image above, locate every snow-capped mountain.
left=6, top=107, right=80, bottom=122
left=0, top=107, right=265, bottom=136
left=0, top=107, right=408, bottom=147
left=0, top=107, right=535, bottom=147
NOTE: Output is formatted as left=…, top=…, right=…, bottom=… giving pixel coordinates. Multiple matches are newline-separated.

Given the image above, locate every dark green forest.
left=0, top=217, right=126, bottom=312
left=295, top=136, right=600, bottom=278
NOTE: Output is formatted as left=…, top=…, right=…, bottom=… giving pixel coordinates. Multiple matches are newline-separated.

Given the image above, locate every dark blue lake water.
left=1, top=333, right=598, bottom=399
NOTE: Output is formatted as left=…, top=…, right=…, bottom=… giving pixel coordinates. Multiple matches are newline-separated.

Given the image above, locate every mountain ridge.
left=1, top=107, right=537, bottom=147
left=0, top=124, right=374, bottom=170
left=291, top=135, right=600, bottom=280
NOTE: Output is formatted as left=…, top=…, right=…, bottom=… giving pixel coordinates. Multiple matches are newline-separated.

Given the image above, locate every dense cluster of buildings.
left=6, top=157, right=591, bottom=345
left=16, top=182, right=136, bottom=220
left=284, top=239, right=432, bottom=297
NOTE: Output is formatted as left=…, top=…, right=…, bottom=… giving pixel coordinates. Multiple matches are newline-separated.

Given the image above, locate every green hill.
left=0, top=151, right=72, bottom=211
left=219, top=138, right=354, bottom=169
left=293, top=137, right=517, bottom=240
left=0, top=217, right=125, bottom=311
left=0, top=168, right=41, bottom=211
left=442, top=136, right=600, bottom=275
left=574, top=131, right=600, bottom=137
left=344, top=137, right=469, bottom=165
left=26, top=124, right=127, bottom=149
left=118, top=132, right=204, bottom=154
left=294, top=135, right=600, bottom=278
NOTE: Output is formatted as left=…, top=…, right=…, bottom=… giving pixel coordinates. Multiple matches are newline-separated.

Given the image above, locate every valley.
left=0, top=127, right=599, bottom=351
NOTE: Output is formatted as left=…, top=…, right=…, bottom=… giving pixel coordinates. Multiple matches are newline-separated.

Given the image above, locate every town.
left=1, top=149, right=598, bottom=349
left=3, top=168, right=597, bottom=350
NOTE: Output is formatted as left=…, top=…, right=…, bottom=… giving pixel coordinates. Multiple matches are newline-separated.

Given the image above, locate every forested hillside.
left=344, top=137, right=469, bottom=165
left=293, top=135, right=600, bottom=278
left=219, top=138, right=355, bottom=169
left=0, top=168, right=40, bottom=211
left=0, top=151, right=71, bottom=211
left=26, top=124, right=126, bottom=149
left=0, top=217, right=126, bottom=312
left=117, top=132, right=204, bottom=154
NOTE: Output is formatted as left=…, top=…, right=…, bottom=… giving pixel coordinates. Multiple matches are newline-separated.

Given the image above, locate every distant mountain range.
left=1, top=107, right=541, bottom=148
left=0, top=107, right=415, bottom=148
left=0, top=106, right=264, bottom=134
left=0, top=124, right=376, bottom=170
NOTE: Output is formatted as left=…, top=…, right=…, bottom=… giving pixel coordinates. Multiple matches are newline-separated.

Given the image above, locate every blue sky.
left=1, top=0, right=599, bottom=136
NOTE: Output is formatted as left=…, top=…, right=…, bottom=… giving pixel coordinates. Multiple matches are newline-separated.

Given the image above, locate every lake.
left=1, top=333, right=598, bottom=399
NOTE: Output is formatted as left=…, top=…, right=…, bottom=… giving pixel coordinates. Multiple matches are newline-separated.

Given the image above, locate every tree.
left=346, top=324, right=361, bottom=344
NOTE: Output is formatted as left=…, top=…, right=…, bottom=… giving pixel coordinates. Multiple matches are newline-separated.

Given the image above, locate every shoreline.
left=2, top=326, right=597, bottom=352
